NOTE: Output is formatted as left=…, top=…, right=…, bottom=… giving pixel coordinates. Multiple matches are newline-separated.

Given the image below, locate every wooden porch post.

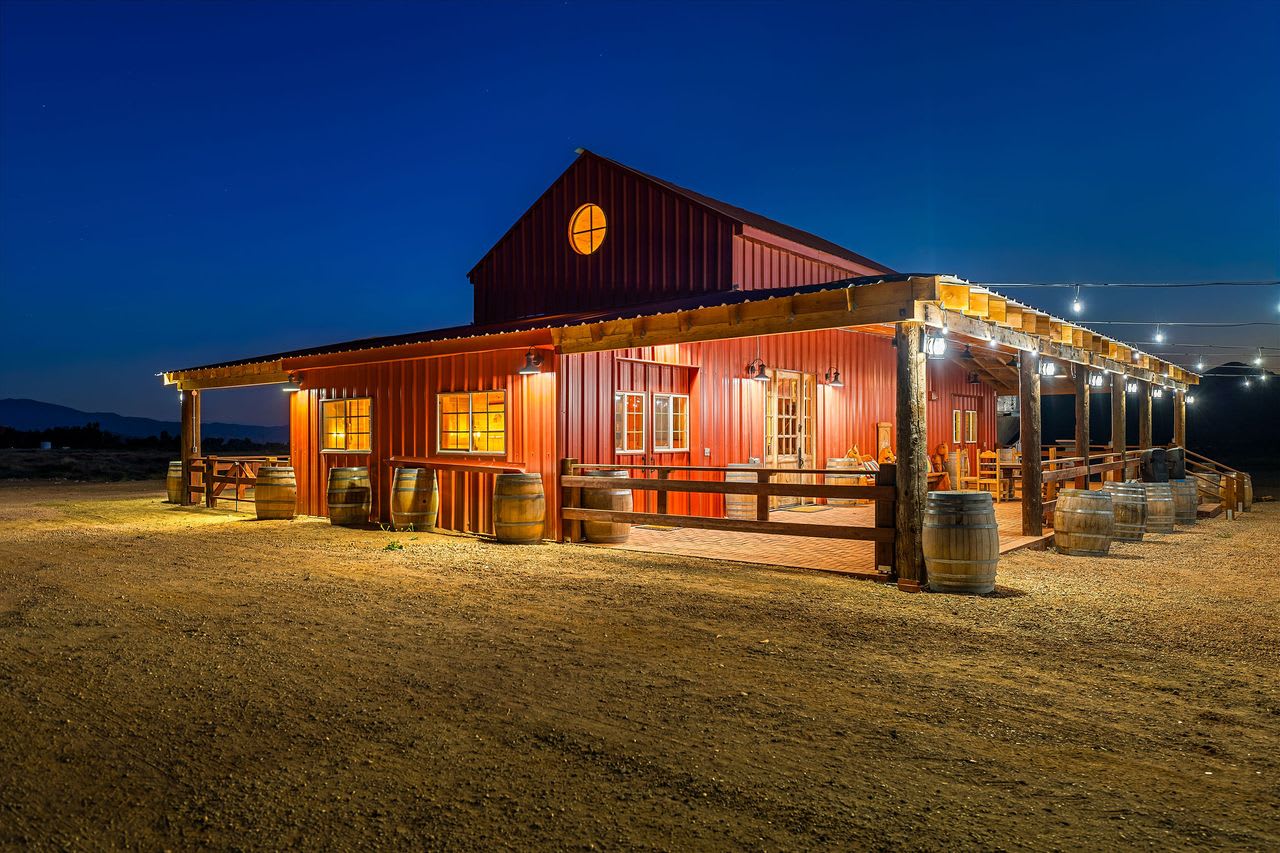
left=1073, top=365, right=1090, bottom=490
left=1137, top=381, right=1153, bottom=450
left=1172, top=389, right=1186, bottom=448
left=1110, top=372, right=1126, bottom=482
left=1019, top=351, right=1043, bottom=536
left=179, top=389, right=201, bottom=506
left=894, top=321, right=927, bottom=591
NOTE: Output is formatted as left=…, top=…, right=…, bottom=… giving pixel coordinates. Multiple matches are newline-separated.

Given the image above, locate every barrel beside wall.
left=328, top=467, right=372, bottom=527
left=166, top=461, right=183, bottom=504
left=922, top=491, right=999, bottom=594
left=493, top=473, right=545, bottom=544
left=1054, top=489, right=1114, bottom=556
left=582, top=469, right=632, bottom=544
left=390, top=467, right=439, bottom=531
left=255, top=466, right=297, bottom=520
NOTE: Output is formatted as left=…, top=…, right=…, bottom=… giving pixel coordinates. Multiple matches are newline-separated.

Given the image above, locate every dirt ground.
left=0, top=482, right=1276, bottom=850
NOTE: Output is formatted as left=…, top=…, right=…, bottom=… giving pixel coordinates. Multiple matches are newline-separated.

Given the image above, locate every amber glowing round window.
left=569, top=203, right=606, bottom=255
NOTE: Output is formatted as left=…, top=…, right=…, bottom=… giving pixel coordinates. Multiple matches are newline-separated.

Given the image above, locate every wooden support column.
left=179, top=389, right=201, bottom=506
left=894, top=322, right=928, bottom=592
left=1073, top=366, right=1090, bottom=490
left=1137, top=381, right=1153, bottom=450
left=1172, top=390, right=1186, bottom=449
left=1019, top=352, right=1043, bottom=536
left=1110, top=373, right=1126, bottom=482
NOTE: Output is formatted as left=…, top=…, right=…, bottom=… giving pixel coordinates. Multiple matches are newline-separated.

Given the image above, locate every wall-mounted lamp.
left=1088, top=372, right=1105, bottom=388
left=1126, top=380, right=1139, bottom=393
left=1039, top=360, right=1057, bottom=377
left=282, top=378, right=302, bottom=393
left=746, top=357, right=770, bottom=381
left=922, top=334, right=947, bottom=359
left=1152, top=387, right=1164, bottom=398
left=960, top=344, right=975, bottom=361
left=517, top=348, right=543, bottom=375
left=1187, top=394, right=1196, bottom=404
left=823, top=368, right=843, bottom=388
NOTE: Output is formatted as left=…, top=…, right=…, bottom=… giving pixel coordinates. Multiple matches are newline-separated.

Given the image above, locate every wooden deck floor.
left=596, top=499, right=1049, bottom=578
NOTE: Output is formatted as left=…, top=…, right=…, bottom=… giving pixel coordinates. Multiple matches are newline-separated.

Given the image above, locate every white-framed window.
left=614, top=392, right=645, bottom=454
left=652, top=393, right=690, bottom=452
left=952, top=409, right=963, bottom=445
left=437, top=390, right=507, bottom=455
left=321, top=398, right=372, bottom=452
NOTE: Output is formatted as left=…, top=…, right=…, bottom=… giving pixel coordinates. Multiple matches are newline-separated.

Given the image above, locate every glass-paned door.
left=764, top=370, right=816, bottom=508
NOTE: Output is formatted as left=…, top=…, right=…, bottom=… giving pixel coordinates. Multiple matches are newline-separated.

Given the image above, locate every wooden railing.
left=1183, top=449, right=1247, bottom=518
left=559, top=460, right=898, bottom=573
left=186, top=455, right=287, bottom=510
left=1039, top=449, right=1143, bottom=520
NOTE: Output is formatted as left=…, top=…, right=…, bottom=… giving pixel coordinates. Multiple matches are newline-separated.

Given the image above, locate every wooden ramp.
left=600, top=500, right=1049, bottom=579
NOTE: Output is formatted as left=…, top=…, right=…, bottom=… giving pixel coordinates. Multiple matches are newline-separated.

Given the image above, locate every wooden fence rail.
left=560, top=459, right=899, bottom=574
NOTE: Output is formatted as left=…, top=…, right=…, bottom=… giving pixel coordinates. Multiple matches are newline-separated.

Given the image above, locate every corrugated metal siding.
left=289, top=348, right=558, bottom=537
left=556, top=329, right=998, bottom=521
left=470, top=156, right=737, bottom=324
left=926, top=356, right=1000, bottom=475
left=733, top=237, right=867, bottom=291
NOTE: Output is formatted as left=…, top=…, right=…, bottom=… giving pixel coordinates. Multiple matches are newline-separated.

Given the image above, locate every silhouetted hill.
left=0, top=399, right=288, bottom=444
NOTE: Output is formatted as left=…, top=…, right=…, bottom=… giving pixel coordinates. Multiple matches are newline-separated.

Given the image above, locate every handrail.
left=1183, top=448, right=1240, bottom=475
left=389, top=455, right=526, bottom=475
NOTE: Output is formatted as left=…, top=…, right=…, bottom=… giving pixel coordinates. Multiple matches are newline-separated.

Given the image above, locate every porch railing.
left=559, top=460, right=898, bottom=574
left=186, top=455, right=288, bottom=510
left=1039, top=449, right=1143, bottom=521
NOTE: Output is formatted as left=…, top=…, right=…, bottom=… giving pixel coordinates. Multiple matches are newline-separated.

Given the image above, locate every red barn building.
left=164, top=150, right=1196, bottom=586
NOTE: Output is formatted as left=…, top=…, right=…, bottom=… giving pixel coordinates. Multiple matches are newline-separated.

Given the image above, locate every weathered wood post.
left=1073, top=365, right=1090, bottom=490
left=1137, top=381, right=1153, bottom=450
left=179, top=388, right=201, bottom=506
left=1172, top=389, right=1186, bottom=449
left=1019, top=351, right=1043, bottom=536
left=1110, top=372, right=1126, bottom=482
left=894, top=321, right=927, bottom=591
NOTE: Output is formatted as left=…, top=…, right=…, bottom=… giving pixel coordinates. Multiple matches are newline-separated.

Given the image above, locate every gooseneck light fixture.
left=517, top=348, right=543, bottom=375
left=823, top=368, right=843, bottom=388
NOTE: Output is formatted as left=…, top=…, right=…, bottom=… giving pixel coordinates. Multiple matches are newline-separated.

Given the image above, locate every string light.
left=1154, top=325, right=1166, bottom=343
left=1196, top=358, right=1205, bottom=371
left=1254, top=349, right=1264, bottom=366
left=1071, top=285, right=1083, bottom=314
left=1244, top=378, right=1252, bottom=389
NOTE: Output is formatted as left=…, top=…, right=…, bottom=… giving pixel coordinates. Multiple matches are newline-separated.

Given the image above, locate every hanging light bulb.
left=1154, top=325, right=1165, bottom=343
left=1254, top=349, right=1264, bottom=366
left=1071, top=285, right=1083, bottom=314
left=1195, top=358, right=1205, bottom=371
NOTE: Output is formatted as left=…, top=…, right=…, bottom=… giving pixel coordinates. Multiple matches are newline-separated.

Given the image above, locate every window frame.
left=952, top=409, right=963, bottom=445
left=435, top=390, right=508, bottom=457
left=965, top=409, right=978, bottom=444
left=652, top=392, right=690, bottom=453
left=613, top=391, right=646, bottom=456
left=320, top=397, right=373, bottom=454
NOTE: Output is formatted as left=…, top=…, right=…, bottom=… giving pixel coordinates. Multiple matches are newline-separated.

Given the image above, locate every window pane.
left=654, top=395, right=671, bottom=449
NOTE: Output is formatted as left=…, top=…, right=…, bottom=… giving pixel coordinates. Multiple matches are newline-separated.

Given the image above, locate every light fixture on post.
left=823, top=368, right=843, bottom=388
left=1152, top=387, right=1164, bottom=399
left=1126, top=380, right=1139, bottom=393
left=1187, top=394, right=1196, bottom=404
left=1088, top=372, right=1104, bottom=388
left=1071, top=285, right=1083, bottom=314
left=922, top=333, right=947, bottom=359
left=517, top=348, right=543, bottom=376
left=1039, top=359, right=1057, bottom=377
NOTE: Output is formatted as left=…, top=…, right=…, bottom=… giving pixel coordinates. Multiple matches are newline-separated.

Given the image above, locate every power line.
left=988, top=280, right=1280, bottom=289
left=1082, top=321, right=1280, bottom=327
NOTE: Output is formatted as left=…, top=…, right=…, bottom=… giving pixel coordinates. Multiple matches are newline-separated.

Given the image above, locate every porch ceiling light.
left=960, top=344, right=975, bottom=360
left=282, top=378, right=302, bottom=393
left=517, top=348, right=543, bottom=375
left=824, top=368, right=844, bottom=388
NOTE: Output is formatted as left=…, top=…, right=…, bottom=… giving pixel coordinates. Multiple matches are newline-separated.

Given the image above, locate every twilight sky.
left=1, top=0, right=1277, bottom=426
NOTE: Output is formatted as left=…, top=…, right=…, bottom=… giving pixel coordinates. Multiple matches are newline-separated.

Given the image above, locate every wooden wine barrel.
left=1243, top=474, right=1253, bottom=511
left=1169, top=479, right=1198, bottom=525
left=725, top=463, right=761, bottom=520
left=1165, top=446, right=1186, bottom=480
left=390, top=467, right=439, bottom=531
left=922, top=491, right=999, bottom=594
left=1139, top=448, right=1168, bottom=483
left=1054, top=489, right=1115, bottom=556
left=945, top=450, right=969, bottom=492
left=1197, top=472, right=1222, bottom=505
left=582, top=469, right=632, bottom=544
left=255, top=466, right=297, bottom=520
left=824, top=457, right=864, bottom=507
left=1102, top=482, right=1146, bottom=542
left=1138, top=482, right=1175, bottom=533
left=166, top=461, right=183, bottom=504
left=327, top=466, right=371, bottom=527
left=493, top=473, right=545, bottom=544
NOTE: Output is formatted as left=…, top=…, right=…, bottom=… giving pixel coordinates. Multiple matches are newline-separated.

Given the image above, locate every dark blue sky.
left=2, top=0, right=1277, bottom=425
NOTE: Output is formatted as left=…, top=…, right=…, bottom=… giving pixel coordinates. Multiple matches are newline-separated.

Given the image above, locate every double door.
left=764, top=370, right=816, bottom=509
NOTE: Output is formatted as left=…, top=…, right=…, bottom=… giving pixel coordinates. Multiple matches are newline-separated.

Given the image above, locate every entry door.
left=764, top=370, right=816, bottom=508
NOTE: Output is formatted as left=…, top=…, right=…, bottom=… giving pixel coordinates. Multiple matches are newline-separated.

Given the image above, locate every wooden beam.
left=179, top=389, right=201, bottom=507
left=894, top=321, right=928, bottom=591
left=1173, top=389, right=1186, bottom=448
left=1074, top=365, right=1090, bottom=490
left=1138, top=381, right=1153, bottom=449
left=1019, top=352, right=1044, bottom=536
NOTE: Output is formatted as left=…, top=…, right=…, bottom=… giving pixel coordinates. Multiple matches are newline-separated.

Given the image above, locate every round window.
left=568, top=203, right=606, bottom=255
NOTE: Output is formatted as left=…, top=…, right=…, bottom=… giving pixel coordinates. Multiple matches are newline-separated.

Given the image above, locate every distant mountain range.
left=0, top=399, right=289, bottom=444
